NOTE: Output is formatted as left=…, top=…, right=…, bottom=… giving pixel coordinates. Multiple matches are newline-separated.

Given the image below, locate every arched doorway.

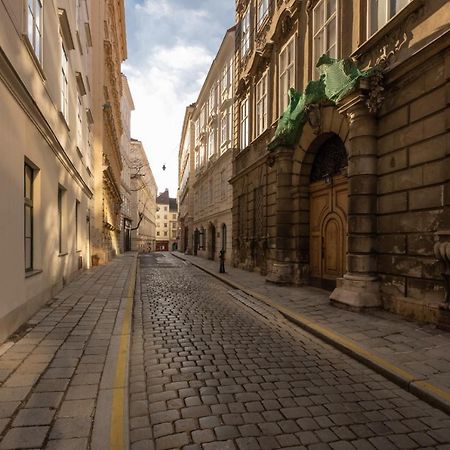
left=208, top=223, right=216, bottom=260
left=309, top=135, right=348, bottom=290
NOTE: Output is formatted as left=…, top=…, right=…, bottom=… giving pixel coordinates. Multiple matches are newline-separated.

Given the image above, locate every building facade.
left=119, top=74, right=135, bottom=252
left=178, top=28, right=236, bottom=262
left=129, top=139, right=157, bottom=252
left=178, top=105, right=195, bottom=254
left=156, top=190, right=178, bottom=251
left=231, top=0, right=449, bottom=324
left=90, top=0, right=127, bottom=264
left=0, top=0, right=95, bottom=341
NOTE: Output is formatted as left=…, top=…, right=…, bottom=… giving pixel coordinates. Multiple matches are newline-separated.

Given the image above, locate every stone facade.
left=231, top=0, right=449, bottom=324
left=119, top=74, right=135, bottom=252
left=156, top=190, right=179, bottom=251
left=178, top=28, right=235, bottom=263
left=90, top=0, right=127, bottom=264
left=129, top=140, right=157, bottom=252
left=178, top=105, right=196, bottom=254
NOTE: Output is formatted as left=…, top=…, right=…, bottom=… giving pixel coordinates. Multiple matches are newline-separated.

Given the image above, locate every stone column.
left=330, top=92, right=381, bottom=308
left=266, top=147, right=295, bottom=284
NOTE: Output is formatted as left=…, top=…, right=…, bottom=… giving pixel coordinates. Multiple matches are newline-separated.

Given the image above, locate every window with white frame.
left=368, top=0, right=411, bottom=37
left=194, top=119, right=200, bottom=143
left=24, top=162, right=35, bottom=272
left=199, top=144, right=206, bottom=166
left=77, top=94, right=83, bottom=149
left=208, top=129, right=215, bottom=158
left=241, top=8, right=251, bottom=58
left=27, top=0, right=43, bottom=63
left=240, top=96, right=249, bottom=150
left=200, top=106, right=206, bottom=131
left=221, top=108, right=231, bottom=149
left=61, top=44, right=69, bottom=122
left=209, top=84, right=217, bottom=115
left=313, top=0, right=337, bottom=73
left=257, top=0, right=269, bottom=28
left=221, top=60, right=232, bottom=96
left=256, top=72, right=268, bottom=137
left=279, top=37, right=295, bottom=112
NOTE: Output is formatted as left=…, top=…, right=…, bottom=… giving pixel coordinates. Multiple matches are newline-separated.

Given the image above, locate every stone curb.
left=92, top=253, right=138, bottom=450
left=171, top=252, right=450, bottom=415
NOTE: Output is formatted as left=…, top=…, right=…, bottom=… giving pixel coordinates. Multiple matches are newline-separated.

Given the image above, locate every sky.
left=123, top=0, right=235, bottom=198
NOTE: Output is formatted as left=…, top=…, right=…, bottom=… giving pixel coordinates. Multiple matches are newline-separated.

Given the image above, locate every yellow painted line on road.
left=109, top=256, right=137, bottom=450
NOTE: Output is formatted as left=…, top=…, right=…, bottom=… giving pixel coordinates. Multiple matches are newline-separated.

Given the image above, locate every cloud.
left=123, top=0, right=234, bottom=196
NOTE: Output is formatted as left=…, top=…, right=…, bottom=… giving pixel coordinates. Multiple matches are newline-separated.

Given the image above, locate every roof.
left=169, top=198, right=178, bottom=212
left=156, top=189, right=170, bottom=205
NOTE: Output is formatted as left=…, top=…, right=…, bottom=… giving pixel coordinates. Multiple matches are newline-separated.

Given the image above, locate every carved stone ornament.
left=365, top=70, right=385, bottom=113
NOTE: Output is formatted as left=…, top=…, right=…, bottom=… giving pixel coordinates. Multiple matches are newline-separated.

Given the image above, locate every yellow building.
left=0, top=0, right=97, bottom=341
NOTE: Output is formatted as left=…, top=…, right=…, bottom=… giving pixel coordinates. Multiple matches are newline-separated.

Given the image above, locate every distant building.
left=129, top=140, right=157, bottom=252
left=119, top=75, right=135, bottom=252
left=156, top=190, right=178, bottom=251
left=178, top=28, right=235, bottom=262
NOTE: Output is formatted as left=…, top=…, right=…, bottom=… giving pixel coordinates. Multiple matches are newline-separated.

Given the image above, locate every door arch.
left=208, top=223, right=216, bottom=260
left=308, top=135, right=348, bottom=290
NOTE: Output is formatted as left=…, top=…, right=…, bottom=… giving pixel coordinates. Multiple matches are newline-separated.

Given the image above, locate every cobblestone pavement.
left=0, top=253, right=135, bottom=449
left=129, top=253, right=450, bottom=450
left=174, top=252, right=450, bottom=394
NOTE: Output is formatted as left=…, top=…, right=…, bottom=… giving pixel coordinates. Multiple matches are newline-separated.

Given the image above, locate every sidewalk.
left=0, top=252, right=137, bottom=450
left=172, top=252, right=450, bottom=415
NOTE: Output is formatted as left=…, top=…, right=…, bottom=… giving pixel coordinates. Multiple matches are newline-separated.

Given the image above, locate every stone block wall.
left=376, top=51, right=449, bottom=321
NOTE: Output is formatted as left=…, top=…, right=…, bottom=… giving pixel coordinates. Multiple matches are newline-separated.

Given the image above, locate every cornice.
left=0, top=48, right=93, bottom=198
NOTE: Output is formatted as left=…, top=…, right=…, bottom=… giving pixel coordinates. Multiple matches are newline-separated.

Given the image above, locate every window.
left=257, top=0, right=269, bottom=28
left=241, top=8, right=251, bottom=58
left=194, top=119, right=200, bottom=143
left=221, top=109, right=230, bottom=149
left=77, top=95, right=83, bottom=149
left=24, top=163, right=35, bottom=271
left=58, top=186, right=65, bottom=254
left=27, top=0, right=43, bottom=63
left=279, top=37, right=295, bottom=112
left=220, top=170, right=226, bottom=200
left=256, top=72, right=268, bottom=137
left=164, top=215, right=167, bottom=219
left=368, top=0, right=411, bottom=37
left=164, top=231, right=168, bottom=236
left=208, top=129, right=215, bottom=158
left=313, top=0, right=337, bottom=73
left=209, top=84, right=217, bottom=114
left=164, top=206, right=168, bottom=211
left=221, top=60, right=232, bottom=95
left=157, top=232, right=160, bottom=236
left=61, top=44, right=69, bottom=122
left=164, top=223, right=167, bottom=228
left=75, top=200, right=80, bottom=251
left=200, top=106, right=206, bottom=131
left=240, top=96, right=249, bottom=150
left=172, top=214, right=177, bottom=219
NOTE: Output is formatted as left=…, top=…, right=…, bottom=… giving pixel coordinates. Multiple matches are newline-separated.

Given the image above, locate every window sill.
left=58, top=253, right=68, bottom=257
left=25, top=269, right=43, bottom=279
left=352, top=0, right=425, bottom=61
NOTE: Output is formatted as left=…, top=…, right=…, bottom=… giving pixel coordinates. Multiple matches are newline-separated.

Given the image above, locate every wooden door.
left=309, top=175, right=347, bottom=289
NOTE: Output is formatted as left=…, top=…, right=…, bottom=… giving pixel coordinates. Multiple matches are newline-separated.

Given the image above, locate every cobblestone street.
left=129, top=254, right=450, bottom=450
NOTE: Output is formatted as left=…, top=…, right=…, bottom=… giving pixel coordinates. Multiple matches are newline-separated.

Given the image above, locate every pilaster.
left=330, top=92, right=381, bottom=308
left=266, top=147, right=295, bottom=284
